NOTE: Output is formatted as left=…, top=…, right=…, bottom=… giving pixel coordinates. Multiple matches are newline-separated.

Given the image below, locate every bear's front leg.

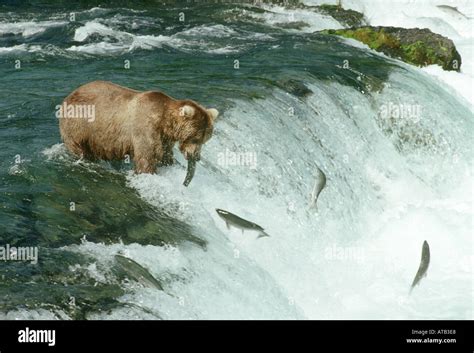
left=133, top=142, right=161, bottom=174
left=134, top=157, right=156, bottom=174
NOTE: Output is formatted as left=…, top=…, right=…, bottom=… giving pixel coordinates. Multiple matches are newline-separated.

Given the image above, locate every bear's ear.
left=207, top=108, right=219, bottom=122
left=179, top=105, right=195, bottom=118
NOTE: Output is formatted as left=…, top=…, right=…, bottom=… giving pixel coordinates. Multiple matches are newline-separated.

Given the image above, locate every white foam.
left=0, top=44, right=28, bottom=53
left=0, top=43, right=42, bottom=54
left=179, top=24, right=238, bottom=37
left=0, top=20, right=67, bottom=37
left=69, top=20, right=250, bottom=55
left=42, top=143, right=69, bottom=160
left=422, top=64, right=473, bottom=107
left=68, top=41, right=130, bottom=55
left=73, top=21, right=133, bottom=42
left=250, top=3, right=343, bottom=32
left=205, top=45, right=240, bottom=54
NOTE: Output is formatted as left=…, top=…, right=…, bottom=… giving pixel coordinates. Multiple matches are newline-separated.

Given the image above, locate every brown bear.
left=58, top=81, right=218, bottom=177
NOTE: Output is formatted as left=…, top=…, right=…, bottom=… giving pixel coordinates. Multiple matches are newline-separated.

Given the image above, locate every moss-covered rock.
left=275, top=78, right=313, bottom=98
left=323, top=26, right=461, bottom=71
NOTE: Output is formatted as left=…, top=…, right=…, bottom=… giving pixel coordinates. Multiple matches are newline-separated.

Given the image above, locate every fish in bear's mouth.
left=183, top=156, right=197, bottom=186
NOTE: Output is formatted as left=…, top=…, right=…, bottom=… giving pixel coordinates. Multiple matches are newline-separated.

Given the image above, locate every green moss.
left=319, top=4, right=342, bottom=12
left=401, top=41, right=440, bottom=67
left=323, top=26, right=461, bottom=71
left=333, top=28, right=400, bottom=51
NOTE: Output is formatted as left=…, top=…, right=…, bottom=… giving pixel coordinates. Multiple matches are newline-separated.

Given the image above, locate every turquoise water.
left=0, top=2, right=472, bottom=319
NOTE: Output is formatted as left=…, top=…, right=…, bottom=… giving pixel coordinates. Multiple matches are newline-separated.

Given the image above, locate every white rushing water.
left=67, top=20, right=269, bottom=55
left=87, top=63, right=471, bottom=320
left=91, top=1, right=472, bottom=320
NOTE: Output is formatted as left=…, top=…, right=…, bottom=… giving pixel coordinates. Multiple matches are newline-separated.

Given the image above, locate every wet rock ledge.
left=323, top=26, right=462, bottom=71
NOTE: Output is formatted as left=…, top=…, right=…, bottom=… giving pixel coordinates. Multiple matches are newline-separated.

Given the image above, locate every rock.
left=315, top=4, right=366, bottom=28
left=287, top=3, right=366, bottom=28
left=5, top=161, right=207, bottom=249
left=274, top=21, right=310, bottom=30
left=323, top=26, right=461, bottom=71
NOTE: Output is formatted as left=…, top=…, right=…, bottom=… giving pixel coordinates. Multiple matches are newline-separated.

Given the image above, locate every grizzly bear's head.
left=172, top=100, right=218, bottom=161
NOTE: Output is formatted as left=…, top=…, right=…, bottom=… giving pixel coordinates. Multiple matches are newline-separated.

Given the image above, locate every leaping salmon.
left=410, top=240, right=430, bottom=293
left=216, top=208, right=270, bottom=239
